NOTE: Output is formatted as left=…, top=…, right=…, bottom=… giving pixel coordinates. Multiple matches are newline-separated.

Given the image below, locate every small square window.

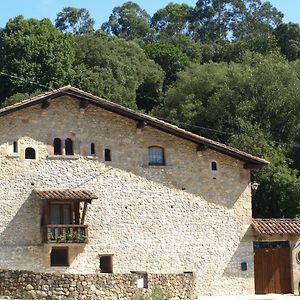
left=99, top=255, right=113, bottom=273
left=51, top=247, right=69, bottom=267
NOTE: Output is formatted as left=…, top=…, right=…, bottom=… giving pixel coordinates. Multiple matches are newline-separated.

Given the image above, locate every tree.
left=101, top=2, right=153, bottom=40
left=151, top=3, right=193, bottom=40
left=189, top=0, right=283, bottom=42
left=55, top=7, right=95, bottom=35
left=230, top=0, right=283, bottom=39
left=252, top=149, right=300, bottom=218
left=72, top=34, right=164, bottom=109
left=0, top=16, right=75, bottom=102
left=144, top=42, right=190, bottom=88
left=275, top=22, right=300, bottom=61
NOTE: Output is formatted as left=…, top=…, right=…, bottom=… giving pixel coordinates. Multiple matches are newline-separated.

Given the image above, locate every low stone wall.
left=0, top=269, right=196, bottom=299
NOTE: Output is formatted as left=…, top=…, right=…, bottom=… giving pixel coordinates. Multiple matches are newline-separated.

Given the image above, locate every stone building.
left=0, top=85, right=285, bottom=299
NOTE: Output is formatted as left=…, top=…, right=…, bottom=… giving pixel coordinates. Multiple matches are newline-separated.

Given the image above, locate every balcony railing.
left=44, top=225, right=88, bottom=243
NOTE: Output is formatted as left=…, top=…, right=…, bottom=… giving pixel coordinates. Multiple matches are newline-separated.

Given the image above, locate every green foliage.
left=133, top=288, right=167, bottom=300
left=0, top=16, right=75, bottom=101
left=144, top=42, right=190, bottom=88
left=72, top=34, right=164, bottom=109
left=253, top=148, right=300, bottom=218
left=55, top=7, right=95, bottom=35
left=101, top=1, right=154, bottom=40
left=275, top=22, right=300, bottom=61
left=151, top=3, right=193, bottom=40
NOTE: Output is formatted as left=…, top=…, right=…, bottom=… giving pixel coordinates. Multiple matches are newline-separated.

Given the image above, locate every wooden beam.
left=80, top=202, right=88, bottom=225
left=244, top=163, right=260, bottom=170
left=196, top=144, right=208, bottom=152
left=41, top=99, right=50, bottom=109
left=136, top=121, right=147, bottom=129
left=80, top=100, right=89, bottom=109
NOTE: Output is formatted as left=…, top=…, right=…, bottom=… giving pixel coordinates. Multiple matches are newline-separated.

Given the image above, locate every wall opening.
left=13, top=141, right=18, bottom=153
left=211, top=161, right=218, bottom=171
left=91, top=143, right=96, bottom=155
left=65, top=138, right=74, bottom=155
left=99, top=255, right=113, bottom=273
left=53, top=138, right=62, bottom=155
left=131, top=272, right=148, bottom=288
left=104, top=148, right=111, bottom=161
left=51, top=247, right=69, bottom=267
left=25, top=147, right=36, bottom=160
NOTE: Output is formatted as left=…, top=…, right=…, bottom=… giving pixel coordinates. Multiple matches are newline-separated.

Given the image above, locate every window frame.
left=148, top=146, right=165, bottom=166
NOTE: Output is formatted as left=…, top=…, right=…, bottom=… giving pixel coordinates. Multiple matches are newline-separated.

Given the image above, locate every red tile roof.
left=0, top=86, right=269, bottom=167
left=252, top=219, right=300, bottom=235
left=34, top=188, right=98, bottom=201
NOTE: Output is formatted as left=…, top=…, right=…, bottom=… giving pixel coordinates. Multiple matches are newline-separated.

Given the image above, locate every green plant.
left=133, top=288, right=167, bottom=300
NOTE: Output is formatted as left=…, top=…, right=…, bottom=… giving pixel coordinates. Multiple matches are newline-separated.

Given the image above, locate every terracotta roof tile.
left=34, top=188, right=98, bottom=201
left=252, top=219, right=300, bottom=235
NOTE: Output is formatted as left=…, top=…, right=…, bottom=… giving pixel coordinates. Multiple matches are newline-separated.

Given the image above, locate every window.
left=53, top=138, right=62, bottom=155
left=65, top=138, right=74, bottom=155
left=99, top=255, right=113, bottom=273
left=211, top=161, right=218, bottom=171
left=91, top=143, right=96, bottom=155
left=148, top=146, right=164, bottom=166
left=104, top=148, right=111, bottom=161
left=51, top=247, right=69, bottom=266
left=25, top=147, right=36, bottom=159
left=13, top=141, right=18, bottom=153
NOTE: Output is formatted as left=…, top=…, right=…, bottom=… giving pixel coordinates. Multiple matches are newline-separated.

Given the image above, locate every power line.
left=0, top=71, right=54, bottom=91
left=1, top=70, right=300, bottom=149
left=159, top=117, right=300, bottom=149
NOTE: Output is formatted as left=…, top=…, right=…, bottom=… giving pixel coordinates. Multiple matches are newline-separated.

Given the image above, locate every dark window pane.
left=54, top=138, right=62, bottom=155
left=13, top=141, right=18, bottom=153
left=105, top=149, right=111, bottom=161
left=91, top=143, right=96, bottom=155
left=51, top=248, right=69, bottom=266
left=100, top=256, right=113, bottom=273
left=148, top=147, right=164, bottom=165
left=25, top=147, right=36, bottom=159
left=65, top=138, right=74, bottom=155
left=211, top=161, right=217, bottom=171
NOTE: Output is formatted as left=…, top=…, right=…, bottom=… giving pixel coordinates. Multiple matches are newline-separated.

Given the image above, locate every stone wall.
left=0, top=269, right=196, bottom=299
left=0, top=96, right=255, bottom=296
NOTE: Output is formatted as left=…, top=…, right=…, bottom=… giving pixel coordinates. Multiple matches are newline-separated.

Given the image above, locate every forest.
left=0, top=1, right=299, bottom=218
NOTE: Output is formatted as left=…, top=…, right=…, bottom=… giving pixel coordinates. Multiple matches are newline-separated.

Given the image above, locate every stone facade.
left=0, top=94, right=255, bottom=297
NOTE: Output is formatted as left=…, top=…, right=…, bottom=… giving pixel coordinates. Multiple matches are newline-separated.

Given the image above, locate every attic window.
left=99, top=255, right=113, bottom=273
left=13, top=141, right=18, bottom=153
left=91, top=143, right=96, bottom=155
left=65, top=138, right=74, bottom=155
left=148, top=146, right=165, bottom=166
left=104, top=148, right=111, bottom=161
left=53, top=138, right=62, bottom=155
left=211, top=161, right=218, bottom=171
left=25, top=147, right=36, bottom=160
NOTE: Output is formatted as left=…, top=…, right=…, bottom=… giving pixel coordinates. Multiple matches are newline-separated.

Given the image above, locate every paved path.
left=199, top=295, right=300, bottom=300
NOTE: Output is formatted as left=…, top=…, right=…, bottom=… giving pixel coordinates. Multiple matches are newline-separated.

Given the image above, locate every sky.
left=0, top=0, right=299, bottom=29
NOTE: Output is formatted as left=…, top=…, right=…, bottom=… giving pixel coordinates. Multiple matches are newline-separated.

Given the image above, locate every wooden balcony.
left=44, top=225, right=88, bottom=244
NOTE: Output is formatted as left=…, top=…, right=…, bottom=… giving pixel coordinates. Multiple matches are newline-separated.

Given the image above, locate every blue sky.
left=0, top=0, right=299, bottom=29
